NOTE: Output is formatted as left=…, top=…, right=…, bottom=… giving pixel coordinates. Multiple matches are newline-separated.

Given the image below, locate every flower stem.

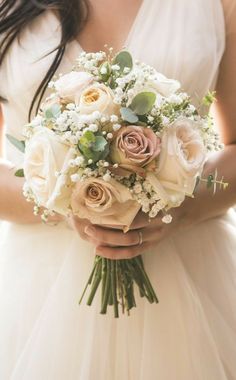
left=134, top=256, right=159, bottom=303
left=87, top=259, right=102, bottom=306
left=111, top=260, right=119, bottom=318
left=78, top=256, right=101, bottom=305
left=100, top=259, right=111, bottom=314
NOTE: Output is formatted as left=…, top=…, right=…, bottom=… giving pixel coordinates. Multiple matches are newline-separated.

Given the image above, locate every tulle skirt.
left=0, top=210, right=236, bottom=380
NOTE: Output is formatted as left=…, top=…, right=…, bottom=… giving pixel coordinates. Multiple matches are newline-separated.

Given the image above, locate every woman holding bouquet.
left=0, top=0, right=236, bottom=379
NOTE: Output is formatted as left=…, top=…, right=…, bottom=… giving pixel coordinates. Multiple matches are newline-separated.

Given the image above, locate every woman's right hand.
left=68, top=214, right=146, bottom=259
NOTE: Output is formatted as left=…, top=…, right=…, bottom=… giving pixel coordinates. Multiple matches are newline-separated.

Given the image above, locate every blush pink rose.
left=110, top=126, right=161, bottom=173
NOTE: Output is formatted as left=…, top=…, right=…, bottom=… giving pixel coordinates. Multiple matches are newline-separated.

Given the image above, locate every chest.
left=77, top=0, right=143, bottom=53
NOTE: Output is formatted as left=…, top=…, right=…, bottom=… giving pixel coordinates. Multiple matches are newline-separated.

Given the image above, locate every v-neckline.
left=75, top=0, right=146, bottom=54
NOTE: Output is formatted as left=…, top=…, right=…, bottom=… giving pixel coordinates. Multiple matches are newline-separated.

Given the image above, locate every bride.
left=0, top=0, right=236, bottom=379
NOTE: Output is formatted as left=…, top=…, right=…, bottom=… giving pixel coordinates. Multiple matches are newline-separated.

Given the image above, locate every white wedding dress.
left=0, top=1, right=236, bottom=379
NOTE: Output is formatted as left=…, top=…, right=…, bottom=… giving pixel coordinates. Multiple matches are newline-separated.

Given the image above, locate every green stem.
left=117, top=260, right=125, bottom=314
left=120, top=260, right=135, bottom=312
left=126, top=260, right=146, bottom=298
left=134, top=257, right=159, bottom=304
left=101, top=258, right=107, bottom=304
left=86, top=259, right=102, bottom=306
left=111, top=260, right=119, bottom=318
left=100, top=259, right=111, bottom=314
left=78, top=256, right=101, bottom=305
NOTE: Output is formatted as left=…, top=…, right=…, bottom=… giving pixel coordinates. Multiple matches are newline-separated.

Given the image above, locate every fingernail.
left=85, top=226, right=95, bottom=237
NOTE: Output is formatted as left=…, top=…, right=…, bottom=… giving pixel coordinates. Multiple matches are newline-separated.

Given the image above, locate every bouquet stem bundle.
left=79, top=255, right=158, bottom=318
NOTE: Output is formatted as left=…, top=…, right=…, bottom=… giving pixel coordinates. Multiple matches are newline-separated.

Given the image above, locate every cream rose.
left=146, top=172, right=185, bottom=209
left=71, top=177, right=140, bottom=229
left=54, top=71, right=93, bottom=103
left=156, top=118, right=206, bottom=199
left=128, top=71, right=180, bottom=106
left=78, top=83, right=119, bottom=116
left=24, top=127, right=75, bottom=215
left=147, top=72, right=180, bottom=97
left=110, top=126, right=161, bottom=173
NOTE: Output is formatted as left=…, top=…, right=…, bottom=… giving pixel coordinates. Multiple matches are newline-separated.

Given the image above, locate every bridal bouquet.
left=8, top=49, right=224, bottom=317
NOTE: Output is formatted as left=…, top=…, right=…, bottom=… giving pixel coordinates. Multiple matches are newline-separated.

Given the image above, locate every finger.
left=96, top=241, right=153, bottom=260
left=69, top=216, right=92, bottom=241
left=84, top=225, right=141, bottom=247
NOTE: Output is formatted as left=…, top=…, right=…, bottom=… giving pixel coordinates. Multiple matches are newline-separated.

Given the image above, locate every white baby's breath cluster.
left=131, top=178, right=166, bottom=218
left=21, top=49, right=223, bottom=225
left=75, top=51, right=106, bottom=76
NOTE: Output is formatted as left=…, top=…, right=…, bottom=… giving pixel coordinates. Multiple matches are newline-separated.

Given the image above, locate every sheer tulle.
left=0, top=1, right=236, bottom=379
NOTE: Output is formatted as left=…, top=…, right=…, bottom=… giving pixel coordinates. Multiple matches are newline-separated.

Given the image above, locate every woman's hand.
left=69, top=143, right=236, bottom=260
left=69, top=206, right=186, bottom=260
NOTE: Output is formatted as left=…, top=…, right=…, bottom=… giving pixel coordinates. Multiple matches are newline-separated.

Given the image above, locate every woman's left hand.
left=84, top=206, right=186, bottom=259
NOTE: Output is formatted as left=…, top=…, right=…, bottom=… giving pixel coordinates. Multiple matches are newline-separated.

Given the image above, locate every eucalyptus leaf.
left=78, top=134, right=109, bottom=162
left=78, top=144, right=95, bottom=160
left=113, top=51, right=133, bottom=73
left=44, top=104, right=61, bottom=119
left=98, top=143, right=110, bottom=160
left=6, top=134, right=25, bottom=153
left=130, top=92, right=156, bottom=115
left=15, top=169, right=24, bottom=177
left=78, top=144, right=109, bottom=163
left=120, top=107, right=139, bottom=123
left=79, top=130, right=96, bottom=148
left=207, top=174, right=214, bottom=188
left=93, top=136, right=108, bottom=152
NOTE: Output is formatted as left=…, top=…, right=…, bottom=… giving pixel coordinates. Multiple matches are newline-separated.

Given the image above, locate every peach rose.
left=78, top=83, right=119, bottom=117
left=110, top=126, right=161, bottom=173
left=71, top=177, right=140, bottom=229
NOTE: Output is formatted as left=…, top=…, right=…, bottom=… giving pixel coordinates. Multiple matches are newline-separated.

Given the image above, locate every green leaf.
left=78, top=145, right=109, bottom=163
left=93, top=136, right=108, bottom=152
left=120, top=107, right=139, bottom=123
left=98, top=143, right=110, bottom=160
left=78, top=144, right=95, bottom=160
left=207, top=174, right=214, bottom=188
left=202, top=91, right=216, bottom=107
left=6, top=134, right=25, bottom=153
left=78, top=131, right=110, bottom=163
left=113, top=51, right=133, bottom=73
left=44, top=104, right=61, bottom=119
left=15, top=169, right=24, bottom=177
left=79, top=131, right=96, bottom=148
left=130, top=92, right=156, bottom=115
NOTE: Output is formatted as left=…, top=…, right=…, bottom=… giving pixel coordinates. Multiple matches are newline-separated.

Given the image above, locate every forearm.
left=182, top=144, right=236, bottom=225
left=0, top=160, right=40, bottom=223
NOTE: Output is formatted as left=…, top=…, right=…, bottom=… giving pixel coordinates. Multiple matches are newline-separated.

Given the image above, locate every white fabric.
left=0, top=0, right=236, bottom=379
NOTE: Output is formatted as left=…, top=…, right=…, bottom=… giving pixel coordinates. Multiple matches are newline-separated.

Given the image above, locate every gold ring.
left=138, top=231, right=143, bottom=245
